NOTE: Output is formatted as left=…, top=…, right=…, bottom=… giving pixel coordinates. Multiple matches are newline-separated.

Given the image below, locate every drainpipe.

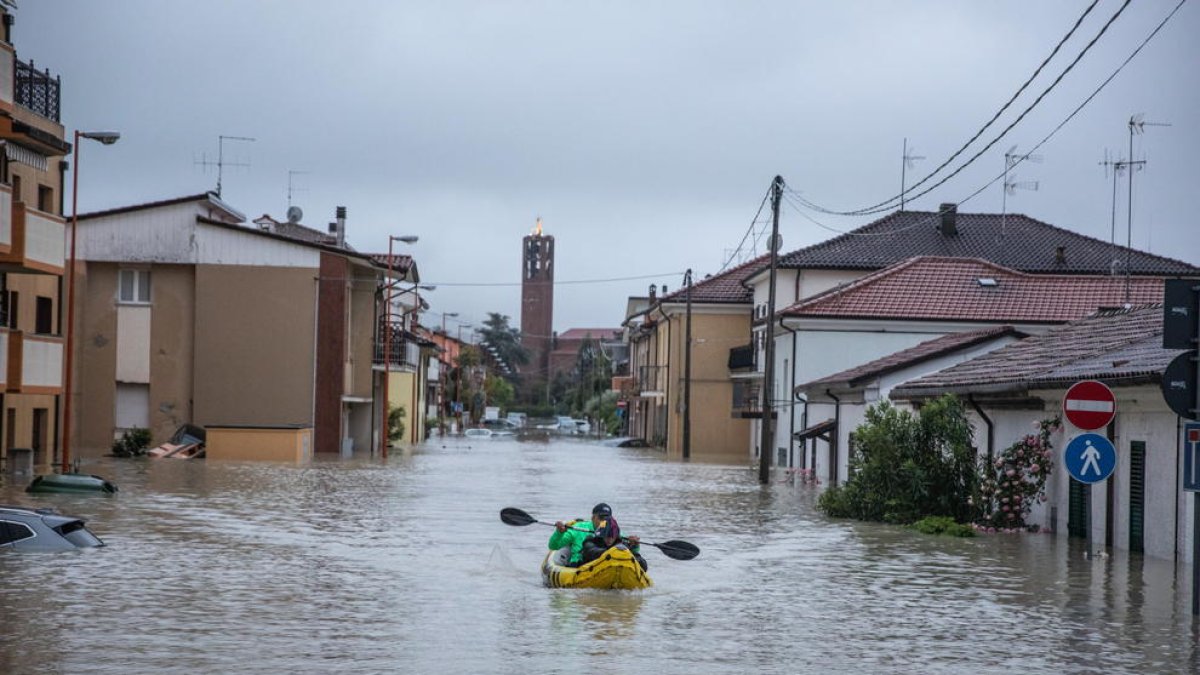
left=783, top=319, right=800, bottom=468
left=825, top=388, right=840, bottom=486
left=967, top=394, right=995, bottom=468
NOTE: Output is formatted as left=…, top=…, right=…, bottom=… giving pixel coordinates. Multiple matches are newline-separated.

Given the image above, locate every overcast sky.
left=18, top=1, right=1199, bottom=336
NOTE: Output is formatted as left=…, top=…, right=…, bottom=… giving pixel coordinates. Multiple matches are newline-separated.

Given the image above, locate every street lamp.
left=380, top=234, right=419, bottom=458
left=61, top=130, right=120, bottom=474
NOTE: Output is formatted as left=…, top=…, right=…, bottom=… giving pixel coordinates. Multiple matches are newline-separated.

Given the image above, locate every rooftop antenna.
left=1123, top=113, right=1169, bottom=301
left=1098, top=149, right=1134, bottom=255
left=287, top=169, right=310, bottom=208
left=900, top=138, right=925, bottom=211
left=1000, top=145, right=1042, bottom=239
left=195, top=134, right=256, bottom=197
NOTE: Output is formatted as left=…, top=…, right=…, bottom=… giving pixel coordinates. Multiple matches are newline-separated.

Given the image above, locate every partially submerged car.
left=0, top=505, right=105, bottom=551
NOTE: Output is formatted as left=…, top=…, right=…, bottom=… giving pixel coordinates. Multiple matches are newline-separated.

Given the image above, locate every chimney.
left=335, top=206, right=347, bottom=248
left=1055, top=246, right=1066, bottom=264
left=938, top=203, right=957, bottom=236
left=648, top=284, right=657, bottom=301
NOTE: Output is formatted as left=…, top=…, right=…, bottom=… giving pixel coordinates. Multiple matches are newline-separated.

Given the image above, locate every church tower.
left=520, top=218, right=554, bottom=387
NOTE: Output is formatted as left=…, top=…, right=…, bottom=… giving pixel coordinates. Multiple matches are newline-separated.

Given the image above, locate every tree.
left=818, top=395, right=977, bottom=524
left=567, top=335, right=612, bottom=414
left=477, top=312, right=529, bottom=373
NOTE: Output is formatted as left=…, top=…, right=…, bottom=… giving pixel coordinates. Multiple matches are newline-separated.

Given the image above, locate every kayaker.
left=548, top=511, right=596, bottom=567
left=580, top=503, right=648, bottom=571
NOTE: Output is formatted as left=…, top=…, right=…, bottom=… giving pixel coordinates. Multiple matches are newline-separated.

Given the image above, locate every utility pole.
left=759, top=176, right=784, bottom=485
left=683, top=269, right=693, bottom=460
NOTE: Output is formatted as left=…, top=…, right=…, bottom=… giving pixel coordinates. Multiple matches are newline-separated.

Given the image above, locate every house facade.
left=892, top=304, right=1193, bottom=563
left=0, top=6, right=70, bottom=468
left=746, top=207, right=1200, bottom=470
left=72, top=194, right=419, bottom=456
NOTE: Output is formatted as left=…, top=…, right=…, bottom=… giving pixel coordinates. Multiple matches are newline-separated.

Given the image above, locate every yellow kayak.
left=542, top=544, right=652, bottom=590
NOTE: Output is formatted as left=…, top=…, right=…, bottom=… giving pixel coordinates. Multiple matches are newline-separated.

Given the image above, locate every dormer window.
left=977, top=277, right=998, bottom=288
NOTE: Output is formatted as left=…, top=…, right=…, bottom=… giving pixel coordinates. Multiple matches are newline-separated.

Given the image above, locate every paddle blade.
left=653, top=540, right=700, bottom=561
left=500, top=507, right=538, bottom=526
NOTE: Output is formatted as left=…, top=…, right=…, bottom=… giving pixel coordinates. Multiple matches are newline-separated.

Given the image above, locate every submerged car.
left=0, top=505, right=105, bottom=551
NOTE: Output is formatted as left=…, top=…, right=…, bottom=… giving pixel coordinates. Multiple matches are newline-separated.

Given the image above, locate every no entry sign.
left=1063, top=380, right=1116, bottom=430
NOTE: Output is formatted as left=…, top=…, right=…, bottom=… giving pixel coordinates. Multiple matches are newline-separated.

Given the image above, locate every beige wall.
left=77, top=263, right=118, bottom=452
left=194, top=265, right=316, bottom=428
left=663, top=310, right=752, bottom=463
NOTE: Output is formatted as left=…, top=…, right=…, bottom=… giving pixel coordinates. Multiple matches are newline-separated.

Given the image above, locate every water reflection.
left=1, top=439, right=1199, bottom=673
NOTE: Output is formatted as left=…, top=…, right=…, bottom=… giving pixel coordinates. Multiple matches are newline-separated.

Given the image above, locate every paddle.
left=499, top=507, right=700, bottom=561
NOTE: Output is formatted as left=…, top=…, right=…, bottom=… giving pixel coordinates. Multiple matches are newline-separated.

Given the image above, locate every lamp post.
left=380, top=234, right=419, bottom=458
left=61, top=130, right=120, bottom=474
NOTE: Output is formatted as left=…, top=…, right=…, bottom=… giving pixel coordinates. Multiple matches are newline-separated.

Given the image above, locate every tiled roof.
left=777, top=210, right=1200, bottom=276
left=799, top=326, right=1026, bottom=390
left=891, top=304, right=1175, bottom=397
left=783, top=256, right=1163, bottom=323
left=660, top=254, right=768, bottom=304
left=368, top=253, right=414, bottom=274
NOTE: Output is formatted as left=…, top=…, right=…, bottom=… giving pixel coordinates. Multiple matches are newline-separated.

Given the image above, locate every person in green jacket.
left=549, top=503, right=645, bottom=570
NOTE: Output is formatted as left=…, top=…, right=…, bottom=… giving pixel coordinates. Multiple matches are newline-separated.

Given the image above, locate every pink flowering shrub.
left=977, top=416, right=1059, bottom=530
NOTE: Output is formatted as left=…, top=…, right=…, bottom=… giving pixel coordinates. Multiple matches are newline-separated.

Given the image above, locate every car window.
left=0, top=520, right=35, bottom=545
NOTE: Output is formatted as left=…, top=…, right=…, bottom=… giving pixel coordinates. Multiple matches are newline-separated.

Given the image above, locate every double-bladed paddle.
left=499, top=507, right=700, bottom=561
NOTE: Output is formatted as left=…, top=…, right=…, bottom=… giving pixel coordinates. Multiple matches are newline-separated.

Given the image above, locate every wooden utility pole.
left=759, top=176, right=784, bottom=485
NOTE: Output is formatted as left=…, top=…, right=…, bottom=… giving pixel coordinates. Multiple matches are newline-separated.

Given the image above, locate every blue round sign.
left=1063, top=433, right=1117, bottom=484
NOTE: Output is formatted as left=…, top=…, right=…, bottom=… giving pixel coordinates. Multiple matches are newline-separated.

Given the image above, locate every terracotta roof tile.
left=892, top=304, right=1174, bottom=397
left=778, top=210, right=1200, bottom=275
left=660, top=254, right=768, bottom=304
left=783, top=257, right=1163, bottom=323
left=800, top=326, right=1026, bottom=390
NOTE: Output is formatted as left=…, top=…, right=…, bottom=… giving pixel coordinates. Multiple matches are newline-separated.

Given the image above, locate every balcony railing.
left=728, top=343, right=756, bottom=371
left=0, top=203, right=65, bottom=274
left=14, top=59, right=60, bottom=122
left=731, top=380, right=763, bottom=418
left=637, top=364, right=666, bottom=395
left=6, top=331, right=62, bottom=393
left=374, top=321, right=419, bottom=369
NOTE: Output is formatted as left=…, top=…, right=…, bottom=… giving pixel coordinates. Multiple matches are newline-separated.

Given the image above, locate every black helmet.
left=592, top=503, right=612, bottom=517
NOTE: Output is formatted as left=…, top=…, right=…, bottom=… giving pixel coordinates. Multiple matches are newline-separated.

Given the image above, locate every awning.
left=793, top=418, right=836, bottom=442
left=4, top=142, right=49, bottom=172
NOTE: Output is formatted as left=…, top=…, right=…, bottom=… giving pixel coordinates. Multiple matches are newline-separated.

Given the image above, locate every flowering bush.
left=977, top=416, right=1059, bottom=530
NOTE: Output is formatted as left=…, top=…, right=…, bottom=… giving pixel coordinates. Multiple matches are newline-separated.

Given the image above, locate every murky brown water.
left=2, top=436, right=1198, bottom=674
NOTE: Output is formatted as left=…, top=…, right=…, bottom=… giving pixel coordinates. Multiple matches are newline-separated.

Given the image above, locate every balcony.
left=0, top=45, right=13, bottom=110
left=731, top=380, right=764, bottom=419
left=728, top=344, right=756, bottom=371
left=14, top=59, right=60, bottom=122
left=0, top=202, right=64, bottom=274
left=6, top=330, right=62, bottom=394
left=374, top=321, right=419, bottom=370
left=637, top=365, right=666, bottom=397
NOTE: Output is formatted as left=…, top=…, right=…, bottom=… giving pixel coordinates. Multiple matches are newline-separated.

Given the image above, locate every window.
left=35, top=296, right=52, bottom=334
left=7, top=291, right=17, bottom=329
left=37, top=184, right=53, bottom=213
left=0, top=520, right=35, bottom=545
left=11, top=174, right=20, bottom=203
left=119, top=269, right=151, bottom=304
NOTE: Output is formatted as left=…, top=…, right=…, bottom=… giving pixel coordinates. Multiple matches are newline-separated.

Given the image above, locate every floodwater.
left=2, top=435, right=1199, bottom=674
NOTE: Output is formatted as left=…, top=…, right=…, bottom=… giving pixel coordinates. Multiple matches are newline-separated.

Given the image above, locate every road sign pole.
left=1194, top=492, right=1199, bottom=615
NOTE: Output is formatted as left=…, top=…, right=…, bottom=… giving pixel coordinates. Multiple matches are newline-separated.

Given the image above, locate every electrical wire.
left=717, top=183, right=774, bottom=273
left=798, top=0, right=1130, bottom=216
left=423, top=272, right=684, bottom=287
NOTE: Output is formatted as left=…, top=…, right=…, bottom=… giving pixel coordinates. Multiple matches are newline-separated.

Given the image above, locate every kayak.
left=542, top=544, right=652, bottom=590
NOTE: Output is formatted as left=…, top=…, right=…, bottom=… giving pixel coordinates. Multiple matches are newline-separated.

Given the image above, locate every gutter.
left=967, top=393, right=995, bottom=472
left=783, top=318, right=800, bottom=468
left=825, top=388, right=840, bottom=486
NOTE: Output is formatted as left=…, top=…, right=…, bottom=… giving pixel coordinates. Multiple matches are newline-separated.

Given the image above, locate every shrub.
left=817, top=395, right=978, bottom=525
left=977, top=416, right=1059, bottom=531
left=912, top=515, right=976, bottom=537
left=111, top=427, right=152, bottom=457
left=388, top=405, right=406, bottom=442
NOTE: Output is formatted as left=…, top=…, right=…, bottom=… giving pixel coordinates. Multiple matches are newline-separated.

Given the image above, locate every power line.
left=718, top=183, right=774, bottom=273
left=424, top=271, right=684, bottom=287
left=799, top=0, right=1129, bottom=216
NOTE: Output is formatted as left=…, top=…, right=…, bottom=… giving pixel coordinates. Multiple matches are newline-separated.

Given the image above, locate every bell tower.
left=521, top=218, right=554, bottom=387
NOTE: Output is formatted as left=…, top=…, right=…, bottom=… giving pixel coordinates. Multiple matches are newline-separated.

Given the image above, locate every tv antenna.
left=1000, top=145, right=1042, bottom=238
left=1121, top=113, right=1170, bottom=301
left=195, top=134, right=256, bottom=197
left=1098, top=149, right=1136, bottom=251
left=899, top=138, right=925, bottom=211
left=287, top=169, right=310, bottom=208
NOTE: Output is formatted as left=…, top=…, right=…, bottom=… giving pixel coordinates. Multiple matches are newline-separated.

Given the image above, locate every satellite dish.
left=286, top=206, right=303, bottom=223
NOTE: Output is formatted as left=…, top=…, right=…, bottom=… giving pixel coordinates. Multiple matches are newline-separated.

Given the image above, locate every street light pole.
left=61, top=130, right=119, bottom=474
left=380, top=234, right=418, bottom=458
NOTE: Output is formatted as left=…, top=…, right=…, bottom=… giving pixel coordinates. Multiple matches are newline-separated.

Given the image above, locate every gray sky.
left=19, top=1, right=1200, bottom=336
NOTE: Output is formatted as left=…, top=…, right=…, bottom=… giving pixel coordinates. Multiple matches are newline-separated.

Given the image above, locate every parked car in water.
left=0, top=505, right=105, bottom=552
left=555, top=416, right=578, bottom=433
left=573, top=419, right=592, bottom=434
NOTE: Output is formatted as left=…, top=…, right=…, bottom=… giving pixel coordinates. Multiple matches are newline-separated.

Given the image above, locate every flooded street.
left=2, top=436, right=1199, bottom=674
